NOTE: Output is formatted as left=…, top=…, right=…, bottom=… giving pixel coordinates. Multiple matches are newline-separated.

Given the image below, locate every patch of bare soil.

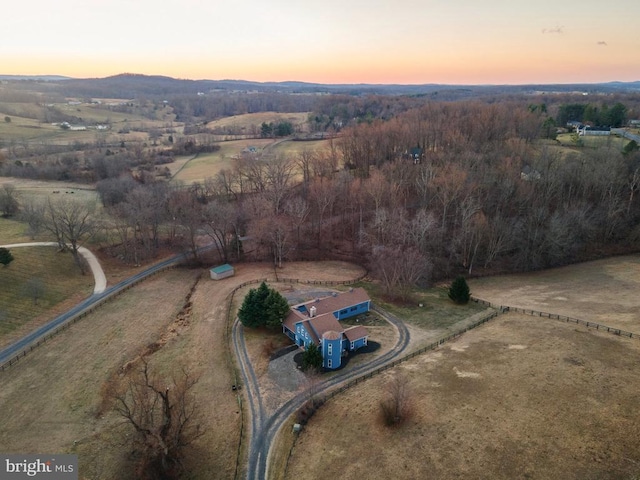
left=285, top=313, right=640, bottom=480
left=469, top=255, right=640, bottom=333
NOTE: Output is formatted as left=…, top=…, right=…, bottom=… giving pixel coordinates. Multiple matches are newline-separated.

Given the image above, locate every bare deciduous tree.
left=379, top=372, right=412, bottom=426
left=112, top=360, right=204, bottom=480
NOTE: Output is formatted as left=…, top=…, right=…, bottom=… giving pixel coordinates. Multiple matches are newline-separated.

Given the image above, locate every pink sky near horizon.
left=2, top=0, right=639, bottom=85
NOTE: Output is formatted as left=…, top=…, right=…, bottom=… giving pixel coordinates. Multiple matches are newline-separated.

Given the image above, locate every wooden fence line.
left=0, top=264, right=180, bottom=372
left=470, top=297, right=637, bottom=339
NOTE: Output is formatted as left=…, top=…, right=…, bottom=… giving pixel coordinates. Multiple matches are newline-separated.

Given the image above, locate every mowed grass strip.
left=0, top=246, right=93, bottom=346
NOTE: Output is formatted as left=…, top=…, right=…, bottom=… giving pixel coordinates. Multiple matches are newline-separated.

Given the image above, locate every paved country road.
left=0, top=247, right=194, bottom=366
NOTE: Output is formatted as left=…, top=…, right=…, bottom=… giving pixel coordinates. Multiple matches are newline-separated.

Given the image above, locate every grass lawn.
left=362, top=282, right=486, bottom=330
left=0, top=217, right=31, bottom=243
left=0, top=246, right=93, bottom=348
left=172, top=138, right=275, bottom=184
left=270, top=139, right=332, bottom=158
left=556, top=132, right=629, bottom=150
left=207, top=112, right=309, bottom=132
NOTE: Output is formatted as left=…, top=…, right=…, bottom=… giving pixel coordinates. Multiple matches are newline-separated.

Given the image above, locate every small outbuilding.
left=210, top=264, right=235, bottom=280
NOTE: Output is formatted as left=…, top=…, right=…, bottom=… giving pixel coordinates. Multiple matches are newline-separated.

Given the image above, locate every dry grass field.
left=269, top=139, right=332, bottom=158
left=285, top=312, right=640, bottom=480
left=555, top=132, right=629, bottom=150
left=469, top=254, right=640, bottom=333
left=0, top=260, right=368, bottom=479
left=207, top=112, right=309, bottom=133
left=0, top=269, right=238, bottom=478
left=0, top=217, right=31, bottom=243
left=282, top=257, right=640, bottom=480
left=172, top=138, right=275, bottom=184
left=0, top=246, right=93, bottom=348
left=0, top=176, right=98, bottom=205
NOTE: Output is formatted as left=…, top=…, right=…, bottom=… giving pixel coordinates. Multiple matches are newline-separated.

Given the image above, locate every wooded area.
left=2, top=81, right=640, bottom=288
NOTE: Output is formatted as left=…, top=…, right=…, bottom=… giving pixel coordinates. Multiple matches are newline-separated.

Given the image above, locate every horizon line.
left=1, top=72, right=639, bottom=88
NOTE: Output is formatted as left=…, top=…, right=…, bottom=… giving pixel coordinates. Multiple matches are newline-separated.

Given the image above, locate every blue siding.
left=342, top=336, right=368, bottom=352
left=334, top=301, right=370, bottom=320
left=322, top=337, right=342, bottom=369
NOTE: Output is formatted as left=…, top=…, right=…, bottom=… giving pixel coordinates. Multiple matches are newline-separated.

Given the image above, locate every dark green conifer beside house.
left=265, top=289, right=290, bottom=329
left=238, top=281, right=290, bottom=329
left=301, top=342, right=323, bottom=371
left=448, top=276, right=471, bottom=304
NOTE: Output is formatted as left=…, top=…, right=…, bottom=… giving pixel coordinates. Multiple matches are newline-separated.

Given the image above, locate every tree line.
left=5, top=95, right=640, bottom=295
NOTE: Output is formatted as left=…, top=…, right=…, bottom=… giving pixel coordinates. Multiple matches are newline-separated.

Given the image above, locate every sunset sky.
left=3, top=0, right=639, bottom=85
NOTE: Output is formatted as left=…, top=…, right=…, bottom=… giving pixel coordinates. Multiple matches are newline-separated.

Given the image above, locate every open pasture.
left=285, top=312, right=640, bottom=480
left=0, top=246, right=93, bottom=348
left=269, top=138, right=333, bottom=158
left=207, top=112, right=309, bottom=133
left=0, top=176, right=98, bottom=205
left=469, top=254, right=640, bottom=333
left=556, top=132, right=629, bottom=150
left=172, top=138, right=275, bottom=183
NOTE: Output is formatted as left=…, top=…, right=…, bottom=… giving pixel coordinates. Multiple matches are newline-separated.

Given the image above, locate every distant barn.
left=210, top=264, right=235, bottom=280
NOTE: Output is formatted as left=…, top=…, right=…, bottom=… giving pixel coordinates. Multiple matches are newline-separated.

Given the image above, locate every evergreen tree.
left=0, top=247, right=14, bottom=267
left=302, top=342, right=323, bottom=371
left=448, top=276, right=470, bottom=304
left=265, top=289, right=290, bottom=329
left=238, top=288, right=261, bottom=327
left=238, top=282, right=290, bottom=328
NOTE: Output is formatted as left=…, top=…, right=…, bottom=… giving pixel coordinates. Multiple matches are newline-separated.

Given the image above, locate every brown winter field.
left=284, top=313, right=640, bottom=480
left=0, top=260, right=370, bottom=479
left=0, top=246, right=93, bottom=349
left=206, top=112, right=309, bottom=134
left=269, top=139, right=332, bottom=158
left=282, top=256, right=640, bottom=480
left=0, top=176, right=98, bottom=205
left=468, top=254, right=640, bottom=334
left=172, top=138, right=275, bottom=184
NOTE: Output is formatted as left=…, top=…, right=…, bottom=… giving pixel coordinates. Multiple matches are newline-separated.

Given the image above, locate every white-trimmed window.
left=350, top=341, right=355, bottom=350
left=328, top=359, right=332, bottom=368
left=328, top=343, right=332, bottom=355
left=363, top=337, right=368, bottom=346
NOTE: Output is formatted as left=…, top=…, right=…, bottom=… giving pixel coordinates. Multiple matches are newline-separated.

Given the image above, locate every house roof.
left=210, top=263, right=234, bottom=274
left=323, top=330, right=341, bottom=341
left=296, top=287, right=370, bottom=318
left=344, top=325, right=368, bottom=342
left=307, top=314, right=343, bottom=343
left=283, top=310, right=304, bottom=333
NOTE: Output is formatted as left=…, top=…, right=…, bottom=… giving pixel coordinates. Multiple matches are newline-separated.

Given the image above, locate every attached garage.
left=210, top=264, right=235, bottom=280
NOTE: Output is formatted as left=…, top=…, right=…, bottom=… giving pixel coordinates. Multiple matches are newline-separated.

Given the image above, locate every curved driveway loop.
left=1, top=242, right=107, bottom=294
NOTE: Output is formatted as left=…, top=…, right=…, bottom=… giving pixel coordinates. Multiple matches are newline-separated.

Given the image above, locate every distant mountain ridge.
left=0, top=74, right=71, bottom=81
left=2, top=73, right=640, bottom=97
